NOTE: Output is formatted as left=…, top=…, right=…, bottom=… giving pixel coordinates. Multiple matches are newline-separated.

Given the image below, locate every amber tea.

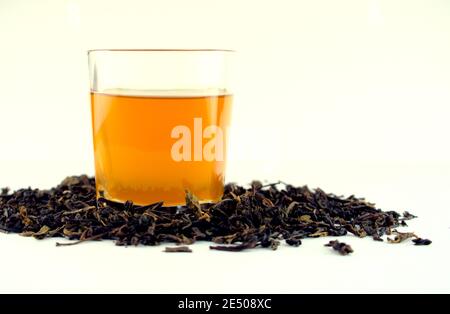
left=88, top=49, right=234, bottom=205
left=91, top=90, right=232, bottom=205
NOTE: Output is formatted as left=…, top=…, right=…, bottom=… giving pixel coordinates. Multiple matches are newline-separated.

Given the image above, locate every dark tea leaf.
left=210, top=240, right=258, bottom=252
left=325, top=240, right=353, bottom=255
left=412, top=238, right=432, bottom=246
left=164, top=246, right=193, bottom=253
left=387, top=230, right=417, bottom=244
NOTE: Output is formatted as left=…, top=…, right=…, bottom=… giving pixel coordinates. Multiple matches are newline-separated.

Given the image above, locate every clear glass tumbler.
left=88, top=49, right=233, bottom=206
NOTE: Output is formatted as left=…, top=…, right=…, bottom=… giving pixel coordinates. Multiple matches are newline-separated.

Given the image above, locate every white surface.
left=0, top=0, right=450, bottom=293
left=0, top=161, right=449, bottom=293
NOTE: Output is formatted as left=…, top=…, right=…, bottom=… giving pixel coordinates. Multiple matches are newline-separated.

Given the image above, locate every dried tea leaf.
left=299, top=215, right=312, bottom=223
left=387, top=230, right=417, bottom=243
left=185, top=190, right=210, bottom=221
left=56, top=233, right=105, bottom=246
left=270, top=239, right=280, bottom=250
left=308, top=231, right=328, bottom=238
left=212, top=233, right=239, bottom=244
left=262, top=198, right=274, bottom=207
left=63, top=228, right=82, bottom=237
left=33, top=225, right=50, bottom=236
left=62, top=206, right=96, bottom=216
left=325, top=240, right=353, bottom=255
left=412, top=238, right=432, bottom=246
left=402, top=211, right=417, bottom=220
left=286, top=201, right=298, bottom=214
left=250, top=180, right=263, bottom=190
left=164, top=246, right=192, bottom=253
left=210, top=241, right=258, bottom=252
left=185, top=190, right=201, bottom=211
left=21, top=225, right=51, bottom=239
left=19, top=206, right=33, bottom=226
left=285, top=237, right=302, bottom=247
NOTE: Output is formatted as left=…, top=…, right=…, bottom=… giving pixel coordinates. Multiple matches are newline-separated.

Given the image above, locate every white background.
left=0, top=0, right=449, bottom=293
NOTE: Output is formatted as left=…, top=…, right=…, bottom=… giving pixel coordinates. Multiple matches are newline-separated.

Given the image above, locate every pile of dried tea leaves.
left=0, top=175, right=431, bottom=252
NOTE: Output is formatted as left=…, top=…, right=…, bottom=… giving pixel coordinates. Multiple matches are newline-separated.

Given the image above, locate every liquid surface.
left=91, top=90, right=232, bottom=205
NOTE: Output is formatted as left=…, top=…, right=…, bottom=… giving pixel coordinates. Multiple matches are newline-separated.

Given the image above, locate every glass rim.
left=88, top=49, right=235, bottom=54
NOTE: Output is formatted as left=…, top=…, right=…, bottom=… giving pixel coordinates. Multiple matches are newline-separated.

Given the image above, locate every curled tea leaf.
left=210, top=240, right=258, bottom=252
left=19, top=206, right=33, bottom=226
left=325, top=240, right=353, bottom=255
left=387, top=230, right=417, bottom=243
left=299, top=215, right=312, bottom=223
left=412, top=238, right=432, bottom=246
left=21, top=225, right=51, bottom=239
left=402, top=211, right=417, bottom=220
left=164, top=246, right=192, bottom=253
left=309, top=230, right=328, bottom=238
left=185, top=190, right=210, bottom=222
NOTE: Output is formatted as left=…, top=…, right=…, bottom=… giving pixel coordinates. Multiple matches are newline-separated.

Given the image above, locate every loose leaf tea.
left=210, top=240, right=258, bottom=252
left=412, top=238, right=432, bottom=246
left=387, top=230, right=418, bottom=244
left=164, top=246, right=193, bottom=253
left=0, top=176, right=430, bottom=252
left=324, top=240, right=354, bottom=255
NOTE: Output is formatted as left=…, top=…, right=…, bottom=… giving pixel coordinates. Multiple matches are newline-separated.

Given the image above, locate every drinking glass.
left=88, top=49, right=233, bottom=206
